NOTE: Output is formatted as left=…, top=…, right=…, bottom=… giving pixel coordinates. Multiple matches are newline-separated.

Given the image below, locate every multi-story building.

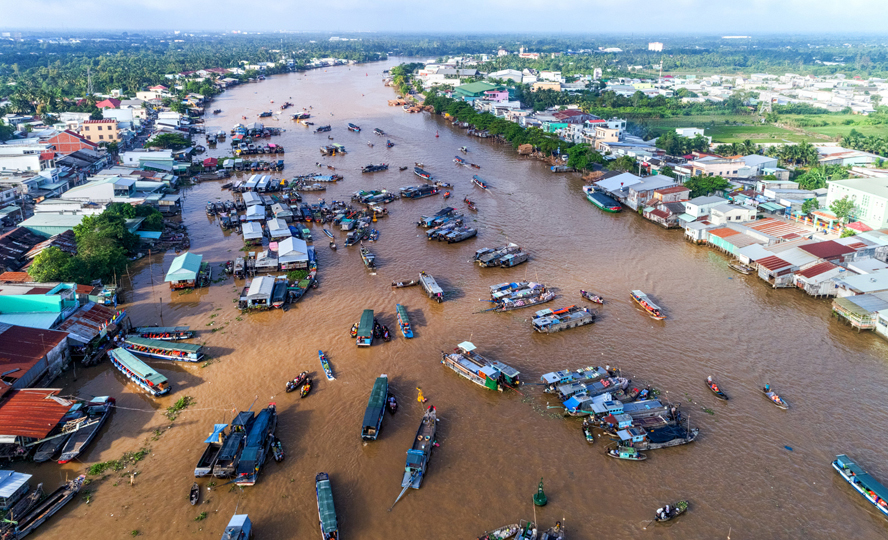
left=826, top=178, right=888, bottom=230
left=80, top=119, right=119, bottom=144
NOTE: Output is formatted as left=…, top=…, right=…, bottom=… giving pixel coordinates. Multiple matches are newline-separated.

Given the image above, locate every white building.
left=683, top=196, right=728, bottom=219
left=649, top=42, right=664, bottom=52
left=709, top=203, right=757, bottom=225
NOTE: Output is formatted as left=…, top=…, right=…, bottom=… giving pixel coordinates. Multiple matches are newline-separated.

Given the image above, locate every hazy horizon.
left=3, top=0, right=888, bottom=34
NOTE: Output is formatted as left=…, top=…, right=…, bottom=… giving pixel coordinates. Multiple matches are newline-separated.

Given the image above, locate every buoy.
left=533, top=478, right=547, bottom=506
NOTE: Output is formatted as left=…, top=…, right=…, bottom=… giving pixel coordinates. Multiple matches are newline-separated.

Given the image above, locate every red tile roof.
left=82, top=119, right=116, bottom=124
left=95, top=98, right=121, bottom=109
left=649, top=209, right=670, bottom=220
left=39, top=151, right=55, bottom=161
left=709, top=227, right=740, bottom=239
left=0, top=388, right=70, bottom=439
left=148, top=85, right=168, bottom=90
left=847, top=221, right=873, bottom=232
left=758, top=255, right=792, bottom=271
left=798, top=261, right=839, bottom=279
left=799, top=240, right=855, bottom=260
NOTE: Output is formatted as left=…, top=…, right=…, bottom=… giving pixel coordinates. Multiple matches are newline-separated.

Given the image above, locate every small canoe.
left=301, top=378, right=313, bottom=398
left=706, top=377, right=729, bottom=400
left=583, top=425, right=594, bottom=444
left=272, top=439, right=284, bottom=462
left=319, top=350, right=335, bottom=380
left=580, top=289, right=604, bottom=304
left=482, top=524, right=519, bottom=540
left=655, top=500, right=688, bottom=522
left=763, top=387, right=788, bottom=409
left=350, top=323, right=358, bottom=337
left=387, top=393, right=398, bottom=414
left=190, top=483, right=200, bottom=505
left=392, top=279, right=418, bottom=288
left=286, top=372, right=308, bottom=393
left=323, top=228, right=334, bottom=239
left=728, top=262, right=754, bottom=275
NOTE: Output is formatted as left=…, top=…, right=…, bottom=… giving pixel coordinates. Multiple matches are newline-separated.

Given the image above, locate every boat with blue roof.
left=235, top=403, right=277, bottom=486
left=194, top=422, right=229, bottom=477
left=396, top=304, right=414, bottom=338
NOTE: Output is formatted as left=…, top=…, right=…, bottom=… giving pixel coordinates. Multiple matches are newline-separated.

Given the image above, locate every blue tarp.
left=204, top=423, right=228, bottom=444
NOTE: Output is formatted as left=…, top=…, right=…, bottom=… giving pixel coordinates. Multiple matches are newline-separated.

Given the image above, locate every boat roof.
left=204, top=423, right=228, bottom=444
left=232, top=411, right=254, bottom=428
left=362, top=376, right=388, bottom=429
left=490, top=360, right=520, bottom=378
left=135, top=326, right=190, bottom=334
left=457, top=341, right=476, bottom=352
left=396, top=304, right=409, bottom=317
left=836, top=455, right=888, bottom=500
left=124, top=336, right=203, bottom=353
left=316, top=476, right=338, bottom=531
left=223, top=514, right=251, bottom=539
left=109, top=348, right=168, bottom=387
left=0, top=470, right=32, bottom=498
left=244, top=406, right=275, bottom=448
left=357, top=309, right=374, bottom=337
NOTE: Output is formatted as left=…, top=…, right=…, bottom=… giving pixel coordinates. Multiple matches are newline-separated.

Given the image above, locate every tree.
left=801, top=198, right=819, bottom=215
left=27, top=247, right=75, bottom=282
left=660, top=166, right=676, bottom=178
left=607, top=155, right=637, bottom=173
left=683, top=175, right=731, bottom=198
left=840, top=228, right=857, bottom=238
left=830, top=195, right=857, bottom=224
left=150, top=133, right=190, bottom=149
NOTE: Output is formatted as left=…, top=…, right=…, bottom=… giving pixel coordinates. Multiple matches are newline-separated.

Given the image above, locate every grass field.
left=704, top=125, right=810, bottom=144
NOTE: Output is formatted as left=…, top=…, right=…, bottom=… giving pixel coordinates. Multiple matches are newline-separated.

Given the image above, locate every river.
left=22, top=58, right=888, bottom=540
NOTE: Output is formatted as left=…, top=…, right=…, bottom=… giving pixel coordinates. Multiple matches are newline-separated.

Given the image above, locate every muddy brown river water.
left=20, top=58, right=888, bottom=540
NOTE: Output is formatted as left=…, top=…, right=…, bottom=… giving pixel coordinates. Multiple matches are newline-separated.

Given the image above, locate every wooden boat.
left=729, top=262, right=754, bottom=275
left=706, top=376, right=729, bottom=400
left=481, top=524, right=519, bottom=540
left=361, top=163, right=389, bottom=173
left=319, top=350, right=335, bottom=380
left=194, top=423, right=228, bottom=477
left=108, top=348, right=170, bottom=397
left=134, top=326, right=193, bottom=340
left=0, top=484, right=44, bottom=538
left=387, top=393, right=398, bottom=414
left=607, top=445, right=647, bottom=461
left=316, top=472, right=340, bottom=539
left=454, top=155, right=467, bottom=165
left=396, top=304, right=414, bottom=338
left=833, top=454, right=888, bottom=518
left=414, top=166, right=432, bottom=180
left=443, top=191, right=451, bottom=199
left=272, top=438, right=284, bottom=462
left=630, top=290, right=665, bottom=320
left=323, top=228, right=334, bottom=239
left=234, top=403, right=277, bottom=486
left=360, top=245, right=377, bottom=270
left=190, top=483, right=200, bottom=505
left=14, top=476, right=85, bottom=539
left=374, top=128, right=385, bottom=136
left=655, top=500, right=689, bottom=522
left=399, top=166, right=408, bottom=171
left=494, top=291, right=556, bottom=312
left=57, top=396, right=115, bottom=464
left=580, top=289, right=604, bottom=304
left=213, top=412, right=254, bottom=478
left=762, top=385, right=788, bottom=409
left=392, top=279, right=418, bottom=288
left=301, top=378, right=313, bottom=398
left=386, top=140, right=394, bottom=148
left=441, top=341, right=521, bottom=391
left=472, top=175, right=490, bottom=189
left=419, top=272, right=444, bottom=302
left=531, top=305, right=595, bottom=333
left=402, top=406, right=437, bottom=490
left=362, top=375, right=388, bottom=441
left=286, top=372, right=309, bottom=393
left=541, top=523, right=565, bottom=540
left=582, top=186, right=622, bottom=213
left=460, top=146, right=468, bottom=153
left=123, top=336, right=204, bottom=362
left=33, top=403, right=87, bottom=463
left=583, top=423, right=595, bottom=444
left=348, top=122, right=361, bottom=132
left=464, top=196, right=477, bottom=211
left=515, top=521, right=538, bottom=540
left=350, top=323, right=358, bottom=338
left=357, top=309, right=374, bottom=346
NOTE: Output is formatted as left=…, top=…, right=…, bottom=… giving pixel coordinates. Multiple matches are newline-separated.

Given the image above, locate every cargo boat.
left=361, top=375, right=388, bottom=441
left=400, top=184, right=438, bottom=199
left=107, top=348, right=170, bottom=397
left=833, top=454, right=888, bottom=518
left=402, top=406, right=437, bottom=489
left=531, top=305, right=596, bottom=333
left=213, top=411, right=255, bottom=478
left=133, top=326, right=193, bottom=340
left=57, top=396, right=115, bottom=464
left=540, top=367, right=609, bottom=393
left=362, top=163, right=389, bottom=173
left=316, top=473, right=340, bottom=539
left=419, top=272, right=444, bottom=302
left=235, top=403, right=277, bottom=486
left=122, top=336, right=204, bottom=362
left=582, top=186, right=622, bottom=213
left=194, top=423, right=228, bottom=477
left=357, top=309, right=374, bottom=346
left=396, top=304, right=413, bottom=338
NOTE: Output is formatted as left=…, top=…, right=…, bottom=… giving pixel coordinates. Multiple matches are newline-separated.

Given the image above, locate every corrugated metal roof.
left=0, top=470, right=32, bottom=498
left=798, top=261, right=839, bottom=279
left=722, top=233, right=763, bottom=249
left=746, top=218, right=809, bottom=239
left=799, top=240, right=855, bottom=260
left=165, top=252, right=202, bottom=282
left=758, top=255, right=792, bottom=271
left=0, top=324, right=67, bottom=378
left=836, top=291, right=888, bottom=315
left=54, top=302, right=118, bottom=343
left=709, top=227, right=740, bottom=239
left=0, top=389, right=70, bottom=439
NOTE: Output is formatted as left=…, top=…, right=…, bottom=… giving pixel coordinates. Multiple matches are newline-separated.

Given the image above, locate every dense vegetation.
left=841, top=129, right=888, bottom=157
left=28, top=203, right=162, bottom=283
left=655, top=131, right=710, bottom=155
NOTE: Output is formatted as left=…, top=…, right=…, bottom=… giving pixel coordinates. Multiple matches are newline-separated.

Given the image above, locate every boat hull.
left=833, top=456, right=888, bottom=518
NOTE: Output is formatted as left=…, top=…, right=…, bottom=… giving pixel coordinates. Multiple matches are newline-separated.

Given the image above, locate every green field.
left=704, top=125, right=809, bottom=144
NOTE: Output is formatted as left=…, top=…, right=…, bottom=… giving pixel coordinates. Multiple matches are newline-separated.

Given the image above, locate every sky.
left=2, top=0, right=888, bottom=34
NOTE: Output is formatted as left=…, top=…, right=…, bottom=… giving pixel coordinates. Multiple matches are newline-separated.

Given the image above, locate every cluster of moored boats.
left=417, top=207, right=477, bottom=243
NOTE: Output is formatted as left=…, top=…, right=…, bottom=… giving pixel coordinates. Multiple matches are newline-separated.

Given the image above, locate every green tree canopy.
left=27, top=247, right=76, bottom=283
left=150, top=133, right=190, bottom=150
left=830, top=195, right=857, bottom=223
left=683, top=175, right=731, bottom=198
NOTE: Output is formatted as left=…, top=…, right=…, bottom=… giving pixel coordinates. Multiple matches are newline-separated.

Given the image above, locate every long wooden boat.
left=402, top=406, right=437, bottom=490
left=706, top=377, right=729, bottom=400
left=392, top=279, right=418, bottom=288
left=630, top=290, right=665, bottom=320
left=235, top=403, right=277, bottom=486
left=540, top=366, right=609, bottom=394
left=472, top=175, right=490, bottom=189
left=319, top=350, right=335, bottom=380
left=316, top=472, right=340, bottom=539
left=122, top=336, right=204, bottom=362
left=481, top=524, right=519, bottom=540
left=360, top=245, right=377, bottom=270
left=440, top=342, right=521, bottom=391
left=763, top=386, right=788, bottom=409
left=580, top=289, right=604, bottom=304
left=57, top=396, right=115, bottom=464
left=0, top=484, right=44, bottom=538
left=833, top=454, right=888, bottom=518
left=356, top=309, right=374, bottom=347
left=419, top=272, right=444, bottom=302
left=655, top=500, right=689, bottom=522
left=607, top=445, right=647, bottom=461
left=414, top=167, right=432, bottom=180
left=214, top=411, right=255, bottom=478
left=582, top=186, right=622, bottom=212
left=195, top=423, right=228, bottom=477
left=454, top=155, right=467, bottom=165
left=494, top=291, right=556, bottom=311
left=728, top=262, right=754, bottom=275
left=14, top=475, right=85, bottom=539
left=108, top=348, right=170, bottom=397
left=361, top=375, right=388, bottom=441
left=396, top=304, right=414, bottom=338
left=33, top=403, right=87, bottom=463
left=531, top=305, right=595, bottom=333
left=133, top=326, right=193, bottom=340
left=347, top=122, right=361, bottom=132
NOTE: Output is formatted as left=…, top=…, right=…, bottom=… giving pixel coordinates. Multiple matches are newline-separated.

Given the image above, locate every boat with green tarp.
left=107, top=348, right=170, bottom=397
left=357, top=309, right=374, bottom=347
left=361, top=375, right=388, bottom=441
left=122, top=336, right=204, bottom=362
left=396, top=304, right=413, bottom=338
left=316, top=472, right=340, bottom=539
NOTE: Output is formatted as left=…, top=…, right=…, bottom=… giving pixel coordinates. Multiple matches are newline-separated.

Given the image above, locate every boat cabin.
left=607, top=413, right=634, bottom=429
left=243, top=276, right=274, bottom=310
left=562, top=392, right=613, bottom=416
left=221, top=514, right=252, bottom=540
left=357, top=309, right=374, bottom=347
left=361, top=375, right=388, bottom=441
left=0, top=470, right=31, bottom=511
left=419, top=272, right=444, bottom=302
left=616, top=427, right=647, bottom=444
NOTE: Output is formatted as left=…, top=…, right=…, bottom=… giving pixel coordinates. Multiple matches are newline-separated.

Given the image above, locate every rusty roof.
left=649, top=209, right=670, bottom=220
left=799, top=240, right=855, bottom=260
left=54, top=303, right=116, bottom=342
left=0, top=388, right=70, bottom=439
left=0, top=273, right=31, bottom=283
left=798, top=261, right=839, bottom=279
left=758, top=255, right=793, bottom=272
left=746, top=218, right=809, bottom=239
left=709, top=227, right=740, bottom=239
left=0, top=324, right=68, bottom=380
left=654, top=186, right=691, bottom=195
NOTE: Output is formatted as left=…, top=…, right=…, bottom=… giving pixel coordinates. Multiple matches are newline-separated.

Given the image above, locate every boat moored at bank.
left=133, top=326, right=193, bottom=340
left=107, top=348, right=170, bottom=397
left=122, top=336, right=204, bottom=362
left=582, top=186, right=622, bottom=212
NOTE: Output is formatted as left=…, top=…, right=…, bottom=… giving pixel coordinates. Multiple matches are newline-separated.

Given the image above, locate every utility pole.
left=87, top=67, right=93, bottom=96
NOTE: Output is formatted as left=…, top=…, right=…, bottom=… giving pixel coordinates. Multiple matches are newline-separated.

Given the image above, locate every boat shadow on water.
left=402, top=306, right=427, bottom=335
left=429, top=275, right=464, bottom=301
